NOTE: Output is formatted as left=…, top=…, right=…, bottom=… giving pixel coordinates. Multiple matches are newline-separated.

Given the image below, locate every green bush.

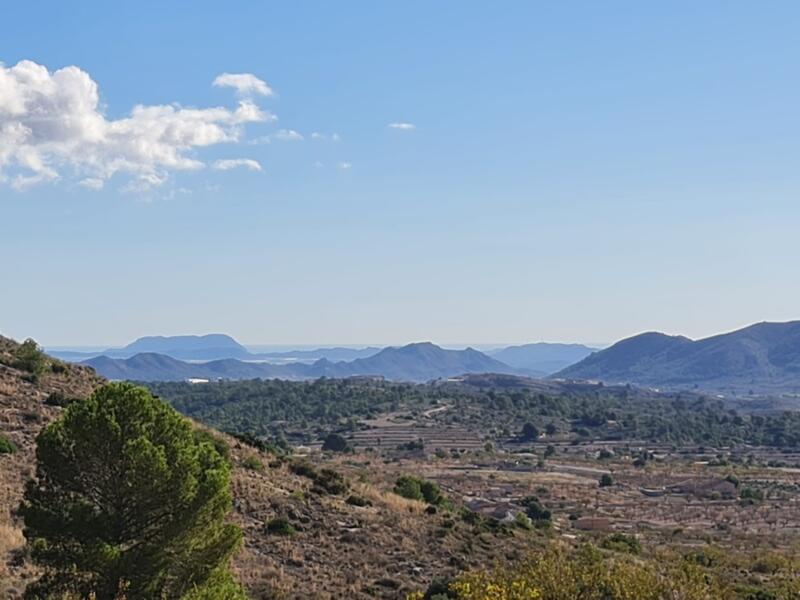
left=394, top=475, right=445, bottom=505
left=266, top=518, right=295, bottom=536
left=0, top=435, right=16, bottom=455
left=601, top=532, right=641, bottom=555
left=599, top=473, right=613, bottom=487
left=394, top=475, right=424, bottom=501
left=14, top=338, right=47, bottom=380
left=521, top=496, right=551, bottom=524
left=321, top=432, right=349, bottom=452
left=346, top=494, right=372, bottom=507
left=242, top=455, right=264, bottom=472
left=312, top=468, right=348, bottom=495
left=290, top=460, right=318, bottom=479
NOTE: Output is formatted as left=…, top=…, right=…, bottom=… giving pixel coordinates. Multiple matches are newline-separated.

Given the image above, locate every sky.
left=2, top=1, right=800, bottom=348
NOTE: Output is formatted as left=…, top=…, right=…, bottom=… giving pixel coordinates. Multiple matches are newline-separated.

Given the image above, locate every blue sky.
left=2, top=1, right=799, bottom=347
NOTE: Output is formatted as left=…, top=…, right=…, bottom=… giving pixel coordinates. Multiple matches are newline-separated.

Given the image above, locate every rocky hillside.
left=0, top=337, right=539, bottom=599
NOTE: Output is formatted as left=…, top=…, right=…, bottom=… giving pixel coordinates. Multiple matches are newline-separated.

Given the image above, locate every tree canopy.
left=21, top=382, right=244, bottom=600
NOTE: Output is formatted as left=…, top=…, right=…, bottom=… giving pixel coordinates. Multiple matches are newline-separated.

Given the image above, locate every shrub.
left=520, top=422, right=539, bottom=441
left=394, top=475, right=424, bottom=501
left=394, top=475, right=446, bottom=506
left=50, top=362, right=67, bottom=375
left=322, top=432, right=349, bottom=452
left=446, top=543, right=721, bottom=599
left=420, top=479, right=444, bottom=505
left=44, top=392, right=77, bottom=408
left=346, top=495, right=372, bottom=507
left=290, top=460, right=318, bottom=479
left=266, top=518, right=295, bottom=536
left=599, top=473, right=614, bottom=487
left=0, top=434, right=16, bottom=455
left=242, top=455, right=264, bottom=472
left=521, top=496, right=551, bottom=524
left=601, top=532, right=641, bottom=555
left=740, top=487, right=764, bottom=504
left=313, top=468, right=348, bottom=495
left=514, top=512, right=533, bottom=530
left=14, top=338, right=47, bottom=380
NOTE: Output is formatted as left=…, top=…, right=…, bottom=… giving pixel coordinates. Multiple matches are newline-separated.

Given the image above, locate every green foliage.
left=394, top=475, right=424, bottom=501
left=266, top=518, right=295, bottom=536
left=520, top=422, right=539, bottom=441
left=289, top=460, right=317, bottom=479
left=148, top=378, right=800, bottom=449
left=193, top=429, right=231, bottom=463
left=521, top=496, right=552, bottom=524
left=514, top=512, right=533, bottom=530
left=345, top=494, right=372, bottom=507
left=394, top=475, right=445, bottom=505
left=312, top=468, right=348, bottom=495
left=14, top=338, right=47, bottom=381
left=289, top=461, right=348, bottom=495
left=740, top=486, right=765, bottom=505
left=21, top=383, right=242, bottom=600
left=321, top=432, right=349, bottom=452
left=0, top=434, right=17, bottom=455
left=179, top=567, right=247, bottom=600
left=227, top=431, right=277, bottom=454
left=599, top=473, right=614, bottom=487
left=601, top=532, right=642, bottom=555
left=446, top=543, right=724, bottom=600
left=242, top=455, right=263, bottom=472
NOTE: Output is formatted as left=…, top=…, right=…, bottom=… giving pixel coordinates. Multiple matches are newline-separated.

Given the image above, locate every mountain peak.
left=555, top=320, right=800, bottom=393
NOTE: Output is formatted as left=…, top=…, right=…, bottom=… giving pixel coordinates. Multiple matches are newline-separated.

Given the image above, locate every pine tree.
left=21, top=383, right=245, bottom=600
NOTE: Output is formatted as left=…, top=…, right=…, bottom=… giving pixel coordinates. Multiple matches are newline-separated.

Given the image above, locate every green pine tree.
left=21, top=382, right=245, bottom=600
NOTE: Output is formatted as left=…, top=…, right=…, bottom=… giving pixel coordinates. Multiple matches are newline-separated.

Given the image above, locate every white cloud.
left=310, top=131, right=340, bottom=141
left=78, top=177, right=104, bottom=190
left=0, top=60, right=271, bottom=190
left=212, top=72, right=273, bottom=97
left=272, top=129, right=303, bottom=141
left=338, top=161, right=352, bottom=170
left=388, top=122, right=416, bottom=130
left=212, top=158, right=262, bottom=171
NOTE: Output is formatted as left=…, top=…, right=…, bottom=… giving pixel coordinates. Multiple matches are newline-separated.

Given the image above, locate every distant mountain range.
left=70, top=322, right=800, bottom=392
left=55, top=334, right=594, bottom=380
left=487, top=342, right=595, bottom=376
left=83, top=342, right=522, bottom=382
left=49, top=335, right=382, bottom=363
left=555, top=321, right=800, bottom=394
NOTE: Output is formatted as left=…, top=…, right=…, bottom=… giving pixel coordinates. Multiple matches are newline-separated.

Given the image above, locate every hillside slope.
left=0, top=337, right=537, bottom=598
left=555, top=321, right=800, bottom=393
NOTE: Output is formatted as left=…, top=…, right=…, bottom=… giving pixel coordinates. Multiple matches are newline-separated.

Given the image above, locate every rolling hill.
left=555, top=321, right=800, bottom=393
